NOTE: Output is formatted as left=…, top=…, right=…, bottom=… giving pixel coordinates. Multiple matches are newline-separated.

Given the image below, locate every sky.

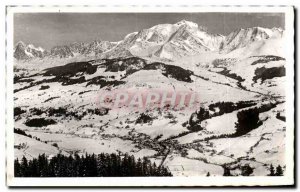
left=14, top=12, right=285, bottom=49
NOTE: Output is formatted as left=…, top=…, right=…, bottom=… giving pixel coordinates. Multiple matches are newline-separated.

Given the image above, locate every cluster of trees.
left=40, top=85, right=50, bottom=90
left=219, top=69, right=245, bottom=82
left=223, top=164, right=284, bottom=176
left=87, top=108, right=109, bottom=116
left=24, top=118, right=57, bottom=127
left=86, top=76, right=124, bottom=87
left=105, top=57, right=146, bottom=75
left=144, top=62, right=193, bottom=83
left=14, top=153, right=172, bottom=177
left=14, top=128, right=31, bottom=137
left=187, top=101, right=257, bottom=132
left=14, top=77, right=34, bottom=84
left=166, top=131, right=191, bottom=141
left=29, top=107, right=108, bottom=121
left=276, top=112, right=286, bottom=122
left=253, top=66, right=285, bottom=83
left=187, top=107, right=210, bottom=132
left=208, top=101, right=256, bottom=116
left=199, top=104, right=278, bottom=142
left=268, top=164, right=284, bottom=176
left=14, top=128, right=45, bottom=144
left=233, top=103, right=277, bottom=137
left=223, top=166, right=253, bottom=176
left=44, top=62, right=97, bottom=77
left=61, top=76, right=86, bottom=86
left=234, top=107, right=263, bottom=137
left=136, top=113, right=153, bottom=124
left=14, top=107, right=26, bottom=117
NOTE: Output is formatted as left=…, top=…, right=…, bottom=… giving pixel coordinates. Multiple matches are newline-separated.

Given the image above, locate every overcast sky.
left=14, top=12, right=284, bottom=49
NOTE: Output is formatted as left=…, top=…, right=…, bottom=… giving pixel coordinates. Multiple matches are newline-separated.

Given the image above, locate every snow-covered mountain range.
left=14, top=20, right=284, bottom=61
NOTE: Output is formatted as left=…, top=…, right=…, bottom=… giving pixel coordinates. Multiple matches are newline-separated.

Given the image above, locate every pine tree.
left=151, top=162, right=157, bottom=176
left=29, top=158, right=39, bottom=177
left=269, top=164, right=275, bottom=176
left=275, top=165, right=284, bottom=176
left=89, top=154, right=98, bottom=176
left=14, top=159, right=21, bottom=177
left=241, top=164, right=253, bottom=176
left=142, top=157, right=150, bottom=176
left=97, top=153, right=107, bottom=176
left=38, top=154, right=48, bottom=176
left=129, top=155, right=136, bottom=176
left=223, top=166, right=232, bottom=176
left=20, top=156, right=29, bottom=177
left=120, top=153, right=129, bottom=176
left=48, top=157, right=56, bottom=177
left=136, top=158, right=143, bottom=176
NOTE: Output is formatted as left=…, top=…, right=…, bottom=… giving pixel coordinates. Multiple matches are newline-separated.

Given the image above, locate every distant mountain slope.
left=220, top=27, right=284, bottom=54
left=14, top=41, right=46, bottom=60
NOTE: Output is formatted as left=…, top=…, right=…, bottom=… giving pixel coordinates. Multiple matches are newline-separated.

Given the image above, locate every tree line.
left=14, top=153, right=172, bottom=177
left=222, top=164, right=284, bottom=176
left=187, top=101, right=257, bottom=132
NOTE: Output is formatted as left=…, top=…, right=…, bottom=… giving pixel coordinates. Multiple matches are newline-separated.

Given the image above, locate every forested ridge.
left=14, top=153, right=172, bottom=177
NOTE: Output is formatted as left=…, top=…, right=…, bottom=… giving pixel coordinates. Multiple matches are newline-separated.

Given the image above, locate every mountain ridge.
left=14, top=21, right=284, bottom=61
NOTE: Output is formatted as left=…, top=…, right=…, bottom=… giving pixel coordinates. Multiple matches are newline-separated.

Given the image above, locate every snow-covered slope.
left=14, top=133, right=68, bottom=160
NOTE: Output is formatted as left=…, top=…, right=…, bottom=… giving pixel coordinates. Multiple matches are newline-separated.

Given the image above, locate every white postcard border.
left=6, top=5, right=295, bottom=187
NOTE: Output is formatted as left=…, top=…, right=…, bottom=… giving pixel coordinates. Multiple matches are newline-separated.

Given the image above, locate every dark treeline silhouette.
left=233, top=103, right=277, bottom=137
left=29, top=106, right=109, bottom=121
left=253, top=66, right=285, bottom=83
left=187, top=107, right=209, bottom=132
left=14, top=129, right=45, bottom=144
left=14, top=107, right=26, bottom=116
left=196, top=103, right=277, bottom=142
left=24, top=118, right=57, bottom=127
left=14, top=128, right=30, bottom=137
left=222, top=165, right=255, bottom=176
left=216, top=101, right=255, bottom=117
left=234, top=107, right=262, bottom=137
left=223, top=164, right=284, bottom=177
left=208, top=101, right=256, bottom=115
left=268, top=164, right=284, bottom=176
left=187, top=101, right=256, bottom=132
left=14, top=153, right=172, bottom=177
left=218, top=69, right=245, bottom=82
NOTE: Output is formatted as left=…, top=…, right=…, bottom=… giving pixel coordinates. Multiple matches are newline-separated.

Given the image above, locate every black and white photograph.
left=5, top=6, right=295, bottom=187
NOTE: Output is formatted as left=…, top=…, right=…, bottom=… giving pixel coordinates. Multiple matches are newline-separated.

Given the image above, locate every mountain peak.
left=15, top=41, right=26, bottom=48
left=175, top=20, right=198, bottom=28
